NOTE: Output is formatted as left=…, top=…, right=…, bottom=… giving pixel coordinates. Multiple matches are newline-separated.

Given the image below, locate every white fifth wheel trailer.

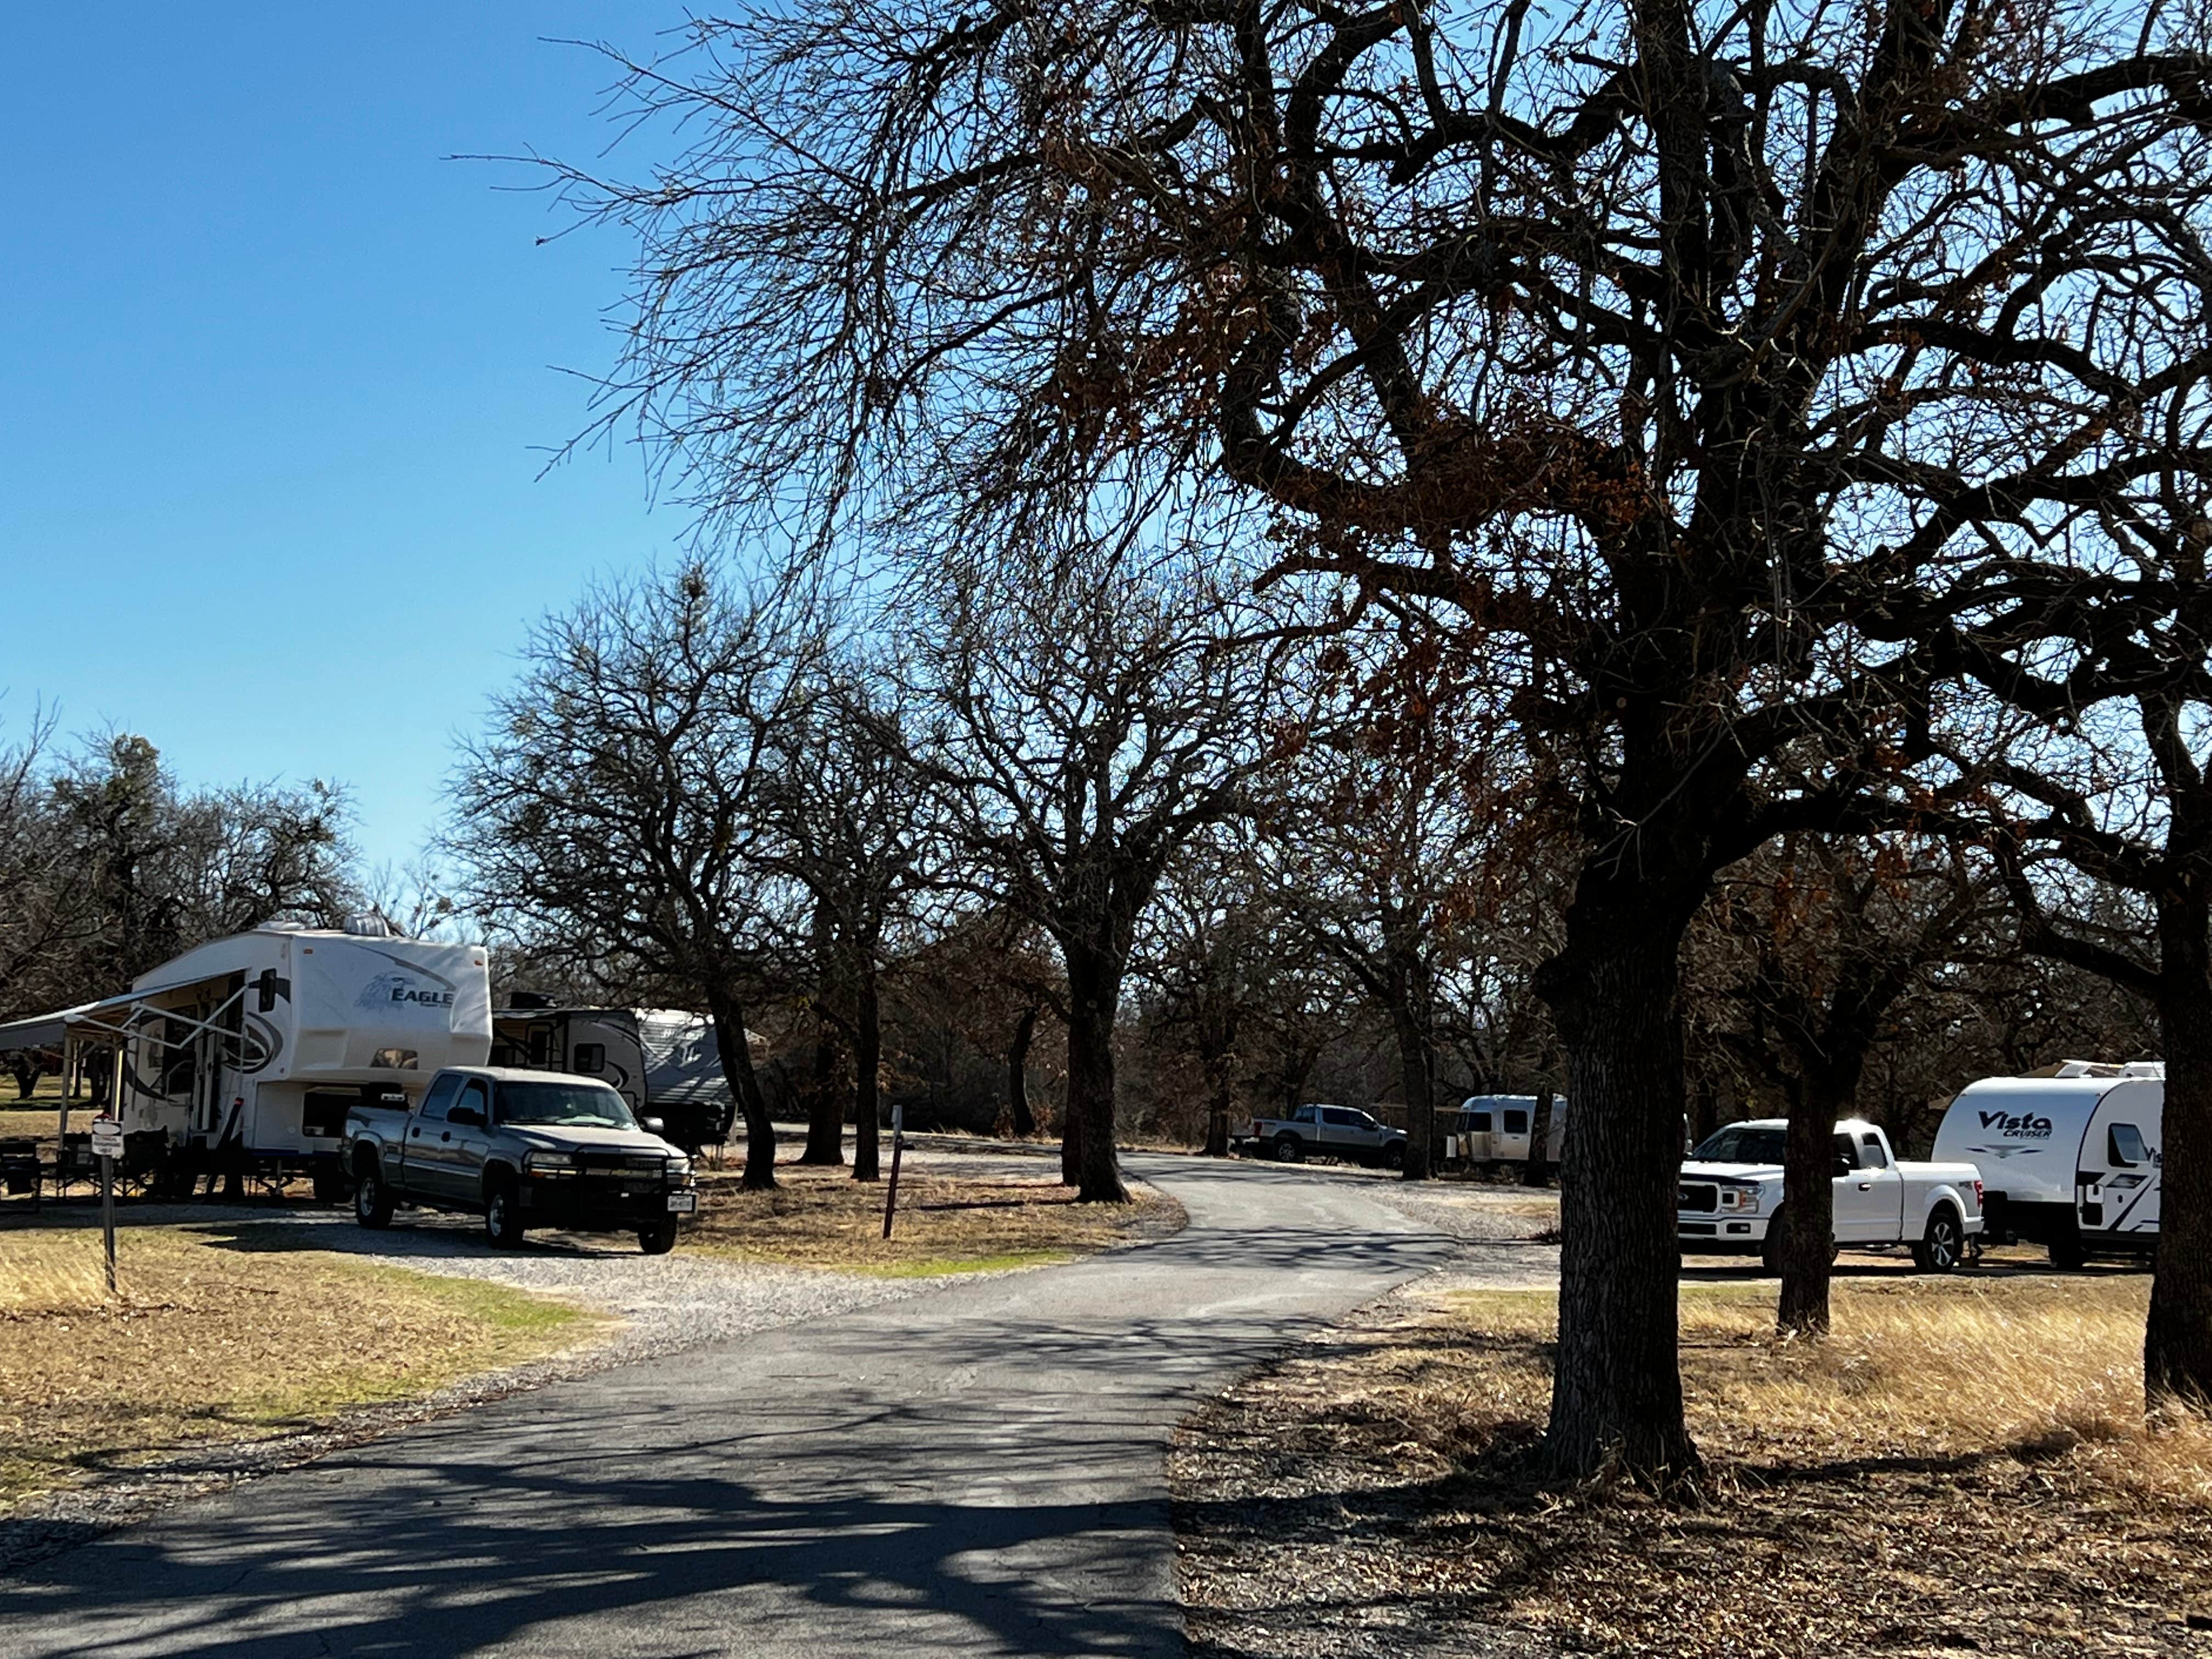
left=0, top=920, right=490, bottom=1195
left=1931, top=1060, right=2163, bottom=1268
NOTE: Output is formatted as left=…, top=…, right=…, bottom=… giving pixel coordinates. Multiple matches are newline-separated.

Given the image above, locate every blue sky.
left=2, top=5, right=692, bottom=872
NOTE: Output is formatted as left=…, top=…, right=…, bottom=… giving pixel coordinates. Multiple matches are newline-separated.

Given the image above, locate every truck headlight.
left=524, top=1150, right=579, bottom=1176
left=1719, top=1184, right=1763, bottom=1214
left=664, top=1156, right=693, bottom=1182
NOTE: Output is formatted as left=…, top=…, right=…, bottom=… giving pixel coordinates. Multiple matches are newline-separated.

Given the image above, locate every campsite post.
left=91, top=1112, right=122, bottom=1294
left=882, top=1103, right=904, bottom=1240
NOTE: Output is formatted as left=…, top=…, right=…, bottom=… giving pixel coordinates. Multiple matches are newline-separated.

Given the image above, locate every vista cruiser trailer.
left=489, top=999, right=736, bottom=1152
left=0, top=919, right=490, bottom=1195
left=1931, top=1060, right=2164, bottom=1268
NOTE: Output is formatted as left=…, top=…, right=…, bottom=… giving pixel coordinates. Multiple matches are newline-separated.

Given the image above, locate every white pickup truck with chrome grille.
left=1678, top=1118, right=1984, bottom=1273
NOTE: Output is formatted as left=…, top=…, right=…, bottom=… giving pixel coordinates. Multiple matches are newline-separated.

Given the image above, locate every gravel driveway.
left=0, top=1149, right=1034, bottom=1573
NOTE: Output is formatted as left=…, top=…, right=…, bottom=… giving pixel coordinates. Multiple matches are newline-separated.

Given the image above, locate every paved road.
left=1, top=1155, right=1451, bottom=1658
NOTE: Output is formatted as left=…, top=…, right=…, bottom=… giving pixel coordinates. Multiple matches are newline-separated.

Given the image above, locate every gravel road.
left=0, top=1144, right=1098, bottom=1575
left=1, top=1154, right=1451, bottom=1657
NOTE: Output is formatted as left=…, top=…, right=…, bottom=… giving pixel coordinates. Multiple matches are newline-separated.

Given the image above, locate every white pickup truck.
left=1677, top=1118, right=1984, bottom=1273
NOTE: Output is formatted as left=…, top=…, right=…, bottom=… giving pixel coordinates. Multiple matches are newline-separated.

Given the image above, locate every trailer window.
left=1859, top=1132, right=1889, bottom=1169
left=1470, top=1112, right=1493, bottom=1132
left=572, top=1043, right=606, bottom=1074
left=1503, top=1109, right=1530, bottom=1135
left=2109, top=1123, right=2149, bottom=1167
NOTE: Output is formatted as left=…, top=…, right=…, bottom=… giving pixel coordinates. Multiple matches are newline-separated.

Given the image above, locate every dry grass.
left=689, top=1160, right=1179, bottom=1273
left=1176, top=1272, right=2212, bottom=1657
left=0, top=1220, right=604, bottom=1508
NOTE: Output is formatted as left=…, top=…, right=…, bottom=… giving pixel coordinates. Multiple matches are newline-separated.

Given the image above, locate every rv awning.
left=0, top=977, right=242, bottom=1052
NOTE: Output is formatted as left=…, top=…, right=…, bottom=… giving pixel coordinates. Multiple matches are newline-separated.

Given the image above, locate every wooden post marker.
left=881, top=1103, right=905, bottom=1240
left=90, top=1114, right=122, bottom=1295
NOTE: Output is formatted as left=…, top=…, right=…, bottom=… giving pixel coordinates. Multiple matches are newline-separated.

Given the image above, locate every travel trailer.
left=490, top=998, right=650, bottom=1117
left=1441, top=1094, right=1568, bottom=1170
left=0, top=920, right=491, bottom=1194
left=1931, top=1060, right=2163, bottom=1267
left=490, top=999, right=735, bottom=1152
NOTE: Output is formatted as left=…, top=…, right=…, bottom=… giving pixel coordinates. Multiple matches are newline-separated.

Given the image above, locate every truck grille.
left=573, top=1152, right=672, bottom=1189
left=1678, top=1183, right=1718, bottom=1213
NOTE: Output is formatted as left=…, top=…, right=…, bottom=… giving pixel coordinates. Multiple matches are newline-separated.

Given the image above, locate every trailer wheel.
left=354, top=1162, right=394, bottom=1229
left=483, top=1177, right=526, bottom=1248
left=1912, top=1206, right=1963, bottom=1274
left=1272, top=1133, right=1305, bottom=1163
left=2048, top=1232, right=2086, bottom=1271
left=638, top=1216, right=679, bottom=1255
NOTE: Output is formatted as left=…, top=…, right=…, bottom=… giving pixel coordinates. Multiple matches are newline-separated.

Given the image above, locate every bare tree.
left=906, top=548, right=1282, bottom=1201
left=449, top=563, right=821, bottom=1187
left=538, top=0, right=2212, bottom=1479
left=1260, top=630, right=1509, bottom=1180
left=761, top=650, right=939, bottom=1181
left=1692, top=836, right=1994, bottom=1333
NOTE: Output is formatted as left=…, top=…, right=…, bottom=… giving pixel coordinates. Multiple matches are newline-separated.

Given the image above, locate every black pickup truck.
left=347, top=1065, right=698, bottom=1253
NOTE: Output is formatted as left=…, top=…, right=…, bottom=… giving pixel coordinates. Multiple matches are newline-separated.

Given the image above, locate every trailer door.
left=2080, top=1082, right=2163, bottom=1240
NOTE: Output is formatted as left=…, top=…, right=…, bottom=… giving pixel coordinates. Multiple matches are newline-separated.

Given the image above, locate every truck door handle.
left=1858, top=1181, right=1872, bottom=1190
left=441, top=1132, right=452, bottom=1142
left=409, top=1128, right=420, bottom=1139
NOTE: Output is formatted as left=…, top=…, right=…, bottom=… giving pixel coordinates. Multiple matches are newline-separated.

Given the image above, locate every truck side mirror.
left=1833, top=1155, right=1854, bottom=1178
left=449, top=1106, right=484, bottom=1128
left=642, top=1117, right=666, bottom=1138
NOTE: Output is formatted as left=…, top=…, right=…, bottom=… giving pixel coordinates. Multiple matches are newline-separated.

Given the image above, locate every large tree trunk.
left=2147, top=881, right=2212, bottom=1408
left=798, top=1028, right=845, bottom=1165
left=1777, top=1079, right=1842, bottom=1336
left=1390, top=1000, right=1435, bottom=1182
left=851, top=968, right=882, bottom=1182
left=1007, top=1003, right=1039, bottom=1138
left=704, top=981, right=776, bottom=1190
left=1524, top=1087, right=1555, bottom=1188
left=1063, top=944, right=1128, bottom=1203
left=1537, top=904, right=1702, bottom=1486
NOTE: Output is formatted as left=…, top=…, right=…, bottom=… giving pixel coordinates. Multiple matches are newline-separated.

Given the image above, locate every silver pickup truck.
left=1232, top=1104, right=1409, bottom=1169
left=348, top=1064, right=698, bottom=1254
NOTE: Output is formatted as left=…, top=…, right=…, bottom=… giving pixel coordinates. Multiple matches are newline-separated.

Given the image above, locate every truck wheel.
left=1760, top=1215, right=1786, bottom=1275
left=354, top=1163, right=393, bottom=1229
left=638, top=1217, right=679, bottom=1255
left=483, top=1178, right=526, bottom=1248
left=1912, top=1206, right=1963, bottom=1273
left=2049, top=1232, right=2086, bottom=1271
left=1272, top=1133, right=1304, bottom=1163
left=1382, top=1142, right=1406, bottom=1172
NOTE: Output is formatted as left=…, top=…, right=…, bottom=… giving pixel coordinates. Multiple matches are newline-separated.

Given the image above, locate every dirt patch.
left=1174, top=1271, right=2212, bottom=1657
left=688, top=1158, right=1182, bottom=1272
left=0, top=1220, right=606, bottom=1511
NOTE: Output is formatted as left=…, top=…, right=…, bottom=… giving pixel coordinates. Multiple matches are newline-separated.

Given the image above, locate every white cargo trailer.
left=0, top=920, right=490, bottom=1194
left=1931, top=1060, right=2163, bottom=1268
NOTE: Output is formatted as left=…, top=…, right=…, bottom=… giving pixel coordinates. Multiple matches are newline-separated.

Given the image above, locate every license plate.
left=666, top=1192, right=698, bottom=1214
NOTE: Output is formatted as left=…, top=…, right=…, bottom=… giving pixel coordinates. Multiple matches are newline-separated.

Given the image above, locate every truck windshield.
left=497, top=1081, right=636, bottom=1129
left=1691, top=1125, right=1788, bottom=1165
